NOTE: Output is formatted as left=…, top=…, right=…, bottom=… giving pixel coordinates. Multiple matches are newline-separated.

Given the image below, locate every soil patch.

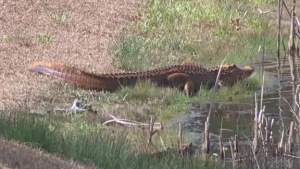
left=0, top=138, right=97, bottom=169
left=0, top=0, right=142, bottom=112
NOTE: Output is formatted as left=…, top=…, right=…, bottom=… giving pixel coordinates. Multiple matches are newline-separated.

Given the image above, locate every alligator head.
left=215, top=64, right=254, bottom=86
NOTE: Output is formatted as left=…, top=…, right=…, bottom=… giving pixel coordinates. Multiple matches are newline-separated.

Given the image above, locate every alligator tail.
left=29, top=61, right=120, bottom=91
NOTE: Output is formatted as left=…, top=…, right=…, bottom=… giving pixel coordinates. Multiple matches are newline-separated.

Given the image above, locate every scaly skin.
left=29, top=61, right=254, bottom=96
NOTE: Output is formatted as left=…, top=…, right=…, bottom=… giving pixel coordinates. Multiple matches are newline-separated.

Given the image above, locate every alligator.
left=29, top=61, right=254, bottom=96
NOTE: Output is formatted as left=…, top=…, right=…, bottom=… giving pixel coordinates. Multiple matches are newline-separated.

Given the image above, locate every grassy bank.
left=112, top=0, right=277, bottom=71
left=0, top=113, right=224, bottom=169
left=82, top=75, right=258, bottom=121
left=96, top=0, right=280, bottom=119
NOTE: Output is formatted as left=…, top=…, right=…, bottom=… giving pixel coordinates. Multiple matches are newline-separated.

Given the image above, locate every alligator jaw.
left=219, top=65, right=254, bottom=86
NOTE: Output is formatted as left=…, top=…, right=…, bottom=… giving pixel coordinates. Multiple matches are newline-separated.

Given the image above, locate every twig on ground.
left=258, top=8, right=276, bottom=15
left=102, top=114, right=163, bottom=131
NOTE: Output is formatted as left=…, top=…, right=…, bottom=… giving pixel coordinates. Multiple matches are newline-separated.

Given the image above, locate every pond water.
left=165, top=57, right=296, bottom=152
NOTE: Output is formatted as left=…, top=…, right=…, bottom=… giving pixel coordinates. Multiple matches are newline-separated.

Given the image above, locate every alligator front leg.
left=183, top=80, right=196, bottom=96
left=167, top=73, right=195, bottom=96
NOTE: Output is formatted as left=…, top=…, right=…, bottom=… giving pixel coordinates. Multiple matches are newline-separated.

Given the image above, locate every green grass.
left=50, top=11, right=71, bottom=25
left=250, top=0, right=275, bottom=5
left=106, top=0, right=278, bottom=121
left=36, top=33, right=53, bottom=43
left=112, top=0, right=275, bottom=71
left=2, top=34, right=32, bottom=45
left=0, top=113, right=225, bottom=169
left=2, top=35, right=14, bottom=42
left=112, top=34, right=151, bottom=71
left=85, top=76, right=258, bottom=121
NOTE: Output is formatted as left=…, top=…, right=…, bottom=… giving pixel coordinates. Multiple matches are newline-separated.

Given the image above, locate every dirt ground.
left=0, top=0, right=142, bottom=168
left=0, top=0, right=142, bottom=112
left=0, top=138, right=97, bottom=169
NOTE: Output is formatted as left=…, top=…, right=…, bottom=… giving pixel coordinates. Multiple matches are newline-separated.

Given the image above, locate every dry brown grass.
left=0, top=0, right=142, bottom=112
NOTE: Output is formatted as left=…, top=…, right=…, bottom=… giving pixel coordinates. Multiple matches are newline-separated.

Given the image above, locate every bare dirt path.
left=0, top=0, right=142, bottom=112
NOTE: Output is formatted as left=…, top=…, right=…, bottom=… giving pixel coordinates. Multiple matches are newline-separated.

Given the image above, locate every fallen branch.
left=102, top=114, right=163, bottom=131
left=258, top=8, right=276, bottom=15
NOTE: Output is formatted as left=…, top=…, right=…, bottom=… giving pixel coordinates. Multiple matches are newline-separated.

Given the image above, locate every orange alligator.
left=29, top=61, right=254, bottom=96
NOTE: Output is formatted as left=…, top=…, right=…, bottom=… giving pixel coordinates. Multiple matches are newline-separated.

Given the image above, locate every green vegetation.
left=2, top=34, right=32, bottom=45
left=2, top=35, right=14, bottom=42
left=112, top=0, right=277, bottom=71
left=0, top=113, right=224, bottom=169
left=36, top=33, right=53, bottom=43
left=108, top=0, right=280, bottom=119
left=81, top=75, right=259, bottom=121
left=50, top=11, right=71, bottom=25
